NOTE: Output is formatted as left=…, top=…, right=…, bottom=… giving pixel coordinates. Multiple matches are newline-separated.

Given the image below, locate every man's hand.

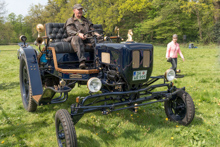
left=78, top=33, right=86, bottom=40
left=182, top=58, right=185, bottom=62
left=94, top=32, right=102, bottom=38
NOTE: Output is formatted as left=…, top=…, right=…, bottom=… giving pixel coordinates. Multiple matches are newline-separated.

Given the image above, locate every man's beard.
left=76, top=13, right=82, bottom=17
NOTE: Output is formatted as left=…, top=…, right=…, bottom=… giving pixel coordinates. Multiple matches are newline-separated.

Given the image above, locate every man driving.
left=63, top=4, right=101, bottom=69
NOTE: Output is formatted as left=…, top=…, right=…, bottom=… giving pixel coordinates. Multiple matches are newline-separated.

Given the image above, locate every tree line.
left=0, top=0, right=219, bottom=45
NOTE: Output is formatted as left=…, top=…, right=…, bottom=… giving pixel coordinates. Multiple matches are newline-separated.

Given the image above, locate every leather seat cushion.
left=45, top=23, right=67, bottom=43
left=49, top=41, right=74, bottom=53
left=49, top=42, right=94, bottom=53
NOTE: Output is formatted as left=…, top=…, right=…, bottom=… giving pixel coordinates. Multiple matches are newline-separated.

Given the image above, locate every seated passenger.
left=63, top=4, right=101, bottom=69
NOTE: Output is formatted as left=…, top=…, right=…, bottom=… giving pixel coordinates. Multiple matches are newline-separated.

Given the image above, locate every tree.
left=0, top=0, right=6, bottom=22
left=24, top=4, right=46, bottom=38
left=180, top=0, right=215, bottom=41
left=0, top=0, right=9, bottom=44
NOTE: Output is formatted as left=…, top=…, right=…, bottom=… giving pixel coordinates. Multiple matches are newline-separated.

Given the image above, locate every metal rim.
left=21, top=60, right=30, bottom=106
left=167, top=96, right=186, bottom=120
left=56, top=119, right=66, bottom=147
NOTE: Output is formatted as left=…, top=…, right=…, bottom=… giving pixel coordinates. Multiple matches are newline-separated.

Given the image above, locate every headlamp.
left=87, top=77, right=102, bottom=92
left=165, top=69, right=175, bottom=82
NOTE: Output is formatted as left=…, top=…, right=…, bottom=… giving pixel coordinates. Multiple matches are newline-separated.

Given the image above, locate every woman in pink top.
left=166, top=34, right=184, bottom=73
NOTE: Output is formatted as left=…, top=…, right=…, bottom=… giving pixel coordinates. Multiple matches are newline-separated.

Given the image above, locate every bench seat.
left=45, top=23, right=103, bottom=53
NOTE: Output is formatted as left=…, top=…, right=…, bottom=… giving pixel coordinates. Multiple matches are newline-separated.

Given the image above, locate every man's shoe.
left=79, top=61, right=86, bottom=69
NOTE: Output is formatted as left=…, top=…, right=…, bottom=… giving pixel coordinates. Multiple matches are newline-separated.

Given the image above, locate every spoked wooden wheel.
left=55, top=109, right=77, bottom=147
left=164, top=90, right=195, bottom=126
left=19, top=56, right=37, bottom=112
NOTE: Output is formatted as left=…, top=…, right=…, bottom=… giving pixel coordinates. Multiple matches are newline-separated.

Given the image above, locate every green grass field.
left=0, top=45, right=219, bottom=147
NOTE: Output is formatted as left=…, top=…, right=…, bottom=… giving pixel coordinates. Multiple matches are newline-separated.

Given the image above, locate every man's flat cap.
left=73, top=4, right=83, bottom=9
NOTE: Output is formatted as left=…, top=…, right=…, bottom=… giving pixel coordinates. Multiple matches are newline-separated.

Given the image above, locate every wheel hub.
left=169, top=97, right=186, bottom=120
left=58, top=133, right=65, bottom=139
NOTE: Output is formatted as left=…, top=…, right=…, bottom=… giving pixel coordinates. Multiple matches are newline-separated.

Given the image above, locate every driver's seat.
left=44, top=23, right=103, bottom=53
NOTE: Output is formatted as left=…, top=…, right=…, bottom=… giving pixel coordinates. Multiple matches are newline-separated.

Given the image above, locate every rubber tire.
left=55, top=109, right=77, bottom=147
left=19, top=56, right=37, bottom=112
left=164, top=90, right=195, bottom=126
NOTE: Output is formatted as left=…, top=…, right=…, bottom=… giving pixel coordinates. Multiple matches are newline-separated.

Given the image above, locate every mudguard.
left=19, top=46, right=43, bottom=102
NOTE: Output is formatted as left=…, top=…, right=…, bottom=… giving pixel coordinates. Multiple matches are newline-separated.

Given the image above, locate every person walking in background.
left=166, top=34, right=184, bottom=74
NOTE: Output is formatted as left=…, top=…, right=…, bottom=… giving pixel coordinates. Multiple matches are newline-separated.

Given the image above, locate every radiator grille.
left=132, top=51, right=140, bottom=68
left=143, top=51, right=150, bottom=67
left=101, top=52, right=110, bottom=64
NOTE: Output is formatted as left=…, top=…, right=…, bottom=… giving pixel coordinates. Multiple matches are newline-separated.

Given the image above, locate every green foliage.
left=212, top=21, right=220, bottom=43
left=0, top=0, right=6, bottom=23
left=1, top=0, right=220, bottom=44
left=1, top=13, right=35, bottom=44
left=180, top=0, right=216, bottom=43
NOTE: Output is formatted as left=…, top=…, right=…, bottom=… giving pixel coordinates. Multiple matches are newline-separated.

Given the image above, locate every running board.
left=32, top=86, right=72, bottom=105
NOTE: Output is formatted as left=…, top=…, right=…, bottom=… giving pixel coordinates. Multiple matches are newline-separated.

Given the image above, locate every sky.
left=4, top=0, right=48, bottom=17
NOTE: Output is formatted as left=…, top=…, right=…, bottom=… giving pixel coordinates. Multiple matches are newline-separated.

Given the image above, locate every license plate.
left=133, top=70, right=147, bottom=81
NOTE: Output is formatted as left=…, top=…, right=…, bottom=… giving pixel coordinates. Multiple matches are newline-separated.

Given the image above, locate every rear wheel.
left=19, top=56, right=37, bottom=112
left=55, top=109, right=77, bottom=147
left=164, top=90, right=195, bottom=126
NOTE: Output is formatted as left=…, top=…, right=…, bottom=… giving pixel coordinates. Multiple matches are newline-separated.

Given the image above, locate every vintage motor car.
left=17, top=23, right=195, bottom=147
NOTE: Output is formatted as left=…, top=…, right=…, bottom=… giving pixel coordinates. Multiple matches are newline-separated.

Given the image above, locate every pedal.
left=134, top=103, right=138, bottom=113
left=176, top=69, right=181, bottom=73
left=102, top=110, right=109, bottom=115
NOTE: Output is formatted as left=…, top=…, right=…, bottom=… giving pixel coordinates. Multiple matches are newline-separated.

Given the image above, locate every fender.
left=19, top=45, right=43, bottom=102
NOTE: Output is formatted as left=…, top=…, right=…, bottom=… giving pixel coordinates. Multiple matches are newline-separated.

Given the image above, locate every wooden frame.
left=38, top=47, right=99, bottom=74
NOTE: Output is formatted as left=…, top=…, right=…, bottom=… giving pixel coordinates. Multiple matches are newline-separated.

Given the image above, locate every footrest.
left=176, top=74, right=184, bottom=78
left=38, top=86, right=72, bottom=105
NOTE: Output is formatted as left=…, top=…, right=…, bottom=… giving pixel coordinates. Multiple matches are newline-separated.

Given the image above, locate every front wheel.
left=55, top=109, right=77, bottom=147
left=164, top=90, right=195, bottom=126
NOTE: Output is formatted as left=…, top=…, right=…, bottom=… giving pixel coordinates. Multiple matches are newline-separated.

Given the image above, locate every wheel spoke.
left=58, top=123, right=66, bottom=140
left=167, top=96, right=186, bottom=120
left=58, top=141, right=64, bottom=147
left=25, top=89, right=29, bottom=96
left=22, top=63, right=30, bottom=103
left=59, top=129, right=64, bottom=133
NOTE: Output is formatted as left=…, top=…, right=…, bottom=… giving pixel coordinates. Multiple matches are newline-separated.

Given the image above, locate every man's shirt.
left=166, top=41, right=184, bottom=59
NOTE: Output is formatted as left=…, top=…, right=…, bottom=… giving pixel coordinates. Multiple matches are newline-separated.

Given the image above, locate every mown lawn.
left=0, top=45, right=219, bottom=147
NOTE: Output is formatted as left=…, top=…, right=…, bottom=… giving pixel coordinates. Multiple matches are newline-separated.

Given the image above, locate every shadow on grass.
left=184, top=73, right=196, bottom=77
left=77, top=136, right=100, bottom=147
left=77, top=121, right=142, bottom=146
left=193, top=111, right=205, bottom=125
left=0, top=82, right=19, bottom=90
left=74, top=102, right=203, bottom=144
left=193, top=116, right=204, bottom=125
left=0, top=106, right=50, bottom=147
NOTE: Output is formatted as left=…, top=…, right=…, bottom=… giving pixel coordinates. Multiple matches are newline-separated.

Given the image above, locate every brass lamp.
left=35, top=24, right=45, bottom=45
